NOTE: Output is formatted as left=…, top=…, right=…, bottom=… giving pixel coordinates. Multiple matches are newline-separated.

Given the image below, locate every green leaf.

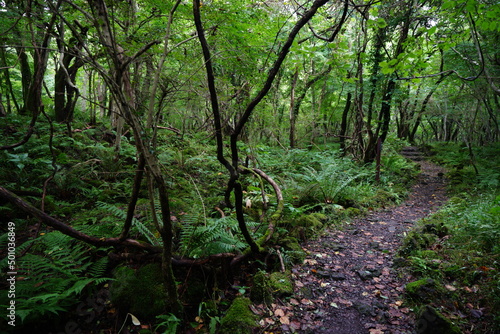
left=65, top=278, right=95, bottom=296
left=377, top=18, right=388, bottom=28
left=442, top=0, right=457, bottom=10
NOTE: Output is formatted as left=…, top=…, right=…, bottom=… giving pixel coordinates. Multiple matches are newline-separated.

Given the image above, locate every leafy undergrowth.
left=399, top=143, right=500, bottom=333
left=0, top=115, right=419, bottom=333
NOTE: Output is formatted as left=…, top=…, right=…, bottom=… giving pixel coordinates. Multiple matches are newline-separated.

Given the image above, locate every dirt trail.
left=282, top=147, right=448, bottom=334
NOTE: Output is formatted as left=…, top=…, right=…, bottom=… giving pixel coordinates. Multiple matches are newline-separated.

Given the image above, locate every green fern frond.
left=87, top=256, right=109, bottom=278
left=0, top=238, right=34, bottom=271
left=179, top=215, right=251, bottom=258
left=10, top=228, right=112, bottom=325
left=96, top=201, right=161, bottom=245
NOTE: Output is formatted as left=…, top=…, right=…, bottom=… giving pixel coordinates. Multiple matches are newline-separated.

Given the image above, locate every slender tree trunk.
left=339, top=91, right=352, bottom=152
left=289, top=68, right=299, bottom=148
left=0, top=48, right=20, bottom=113
left=87, top=0, right=181, bottom=314
left=17, top=48, right=31, bottom=115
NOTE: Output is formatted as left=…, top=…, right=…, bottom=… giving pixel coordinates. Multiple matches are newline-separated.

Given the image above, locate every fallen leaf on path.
left=290, top=321, right=301, bottom=330
left=369, top=330, right=384, bottom=334
left=279, top=316, right=290, bottom=325
left=274, top=308, right=285, bottom=317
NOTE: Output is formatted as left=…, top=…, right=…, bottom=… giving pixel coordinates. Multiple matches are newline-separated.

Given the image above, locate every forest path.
left=280, top=147, right=448, bottom=334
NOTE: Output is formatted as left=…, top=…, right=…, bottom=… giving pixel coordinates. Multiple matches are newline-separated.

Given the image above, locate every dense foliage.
left=0, top=0, right=498, bottom=332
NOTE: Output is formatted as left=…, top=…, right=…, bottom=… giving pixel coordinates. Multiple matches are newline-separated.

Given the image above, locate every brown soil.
left=268, top=147, right=448, bottom=333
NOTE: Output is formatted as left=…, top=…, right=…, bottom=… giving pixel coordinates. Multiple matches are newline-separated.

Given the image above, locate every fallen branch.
left=0, top=186, right=160, bottom=253
left=156, top=125, right=181, bottom=134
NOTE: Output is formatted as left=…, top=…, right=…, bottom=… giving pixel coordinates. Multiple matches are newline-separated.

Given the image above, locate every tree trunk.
left=193, top=0, right=331, bottom=256
left=289, top=68, right=299, bottom=148
left=339, top=91, right=352, bottom=152
left=0, top=47, right=20, bottom=113
left=87, top=0, right=181, bottom=314
left=16, top=48, right=31, bottom=115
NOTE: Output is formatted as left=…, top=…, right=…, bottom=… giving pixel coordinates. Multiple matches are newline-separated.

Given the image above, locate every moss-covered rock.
left=372, top=189, right=400, bottom=206
left=250, top=270, right=273, bottom=304
left=109, top=263, right=166, bottom=319
left=291, top=213, right=326, bottom=240
left=344, top=207, right=362, bottom=217
left=278, top=236, right=306, bottom=264
left=399, top=231, right=438, bottom=256
left=405, top=278, right=443, bottom=303
left=251, top=270, right=294, bottom=303
left=219, top=297, right=258, bottom=334
left=416, top=305, right=461, bottom=334
left=269, top=271, right=294, bottom=297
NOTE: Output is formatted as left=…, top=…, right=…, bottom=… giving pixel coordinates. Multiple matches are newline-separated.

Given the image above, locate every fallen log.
left=0, top=186, right=160, bottom=253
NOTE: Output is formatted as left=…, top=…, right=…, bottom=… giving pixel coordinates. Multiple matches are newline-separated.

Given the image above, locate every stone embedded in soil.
left=357, top=270, right=373, bottom=280
left=357, top=268, right=382, bottom=280
left=330, top=273, right=347, bottom=281
left=353, top=301, right=376, bottom=316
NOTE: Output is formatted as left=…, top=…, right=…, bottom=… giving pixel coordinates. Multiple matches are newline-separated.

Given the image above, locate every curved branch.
left=192, top=0, right=234, bottom=176
left=233, top=0, right=330, bottom=139
left=251, top=168, right=284, bottom=244
left=307, top=0, right=350, bottom=42
left=0, top=111, right=38, bottom=150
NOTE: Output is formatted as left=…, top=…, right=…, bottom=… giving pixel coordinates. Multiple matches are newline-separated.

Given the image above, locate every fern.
left=87, top=256, right=109, bottom=278
left=179, top=215, right=250, bottom=258
left=297, top=163, right=369, bottom=204
left=2, top=231, right=111, bottom=325
left=95, top=201, right=161, bottom=245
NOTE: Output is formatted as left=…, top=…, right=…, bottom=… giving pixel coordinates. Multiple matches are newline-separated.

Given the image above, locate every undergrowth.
left=0, top=115, right=419, bottom=333
left=399, top=142, right=500, bottom=333
left=0, top=231, right=111, bottom=330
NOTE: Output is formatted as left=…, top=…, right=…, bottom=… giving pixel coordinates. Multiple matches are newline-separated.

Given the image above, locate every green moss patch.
left=291, top=213, right=327, bottom=240
left=250, top=271, right=273, bottom=304
left=269, top=271, right=294, bottom=297
left=405, top=278, right=444, bottom=303
left=219, top=297, right=258, bottom=334
left=109, top=263, right=166, bottom=319
left=416, top=305, right=461, bottom=334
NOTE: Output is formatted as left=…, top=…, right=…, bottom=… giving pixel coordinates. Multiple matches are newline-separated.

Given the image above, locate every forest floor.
left=259, top=148, right=448, bottom=334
